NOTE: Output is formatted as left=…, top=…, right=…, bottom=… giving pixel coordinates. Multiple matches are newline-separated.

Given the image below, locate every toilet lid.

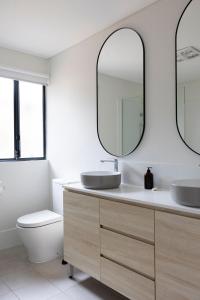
left=17, top=210, right=63, bottom=228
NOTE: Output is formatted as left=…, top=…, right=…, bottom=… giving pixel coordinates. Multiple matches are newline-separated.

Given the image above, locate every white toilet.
left=16, top=179, right=66, bottom=263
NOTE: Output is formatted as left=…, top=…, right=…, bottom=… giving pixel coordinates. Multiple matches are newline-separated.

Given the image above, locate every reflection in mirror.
left=97, top=28, right=145, bottom=157
left=176, top=0, right=200, bottom=154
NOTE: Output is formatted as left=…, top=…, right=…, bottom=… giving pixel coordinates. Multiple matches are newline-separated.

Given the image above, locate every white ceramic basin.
left=80, top=171, right=121, bottom=189
left=171, top=179, right=200, bottom=207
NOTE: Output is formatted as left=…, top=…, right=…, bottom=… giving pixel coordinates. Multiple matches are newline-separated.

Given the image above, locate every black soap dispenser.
left=144, top=167, right=154, bottom=189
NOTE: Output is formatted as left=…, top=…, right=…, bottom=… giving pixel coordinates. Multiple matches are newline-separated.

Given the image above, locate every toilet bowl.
left=16, top=210, right=63, bottom=263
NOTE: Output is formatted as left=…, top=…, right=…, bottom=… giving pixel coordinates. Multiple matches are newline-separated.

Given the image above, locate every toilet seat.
left=17, top=210, right=63, bottom=228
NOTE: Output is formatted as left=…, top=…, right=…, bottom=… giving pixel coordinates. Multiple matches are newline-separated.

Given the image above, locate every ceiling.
left=0, top=0, right=157, bottom=58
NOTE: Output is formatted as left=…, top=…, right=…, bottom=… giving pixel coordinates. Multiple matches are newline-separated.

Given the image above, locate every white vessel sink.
left=171, top=179, right=200, bottom=207
left=80, top=171, right=121, bottom=189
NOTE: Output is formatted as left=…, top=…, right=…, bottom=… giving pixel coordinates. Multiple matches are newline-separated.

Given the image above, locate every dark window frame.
left=0, top=79, right=46, bottom=161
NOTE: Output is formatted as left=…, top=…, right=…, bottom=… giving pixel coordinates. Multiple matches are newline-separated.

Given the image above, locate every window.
left=0, top=78, right=14, bottom=158
left=0, top=78, right=46, bottom=160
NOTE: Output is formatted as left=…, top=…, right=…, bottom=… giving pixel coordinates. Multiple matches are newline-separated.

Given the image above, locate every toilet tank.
left=52, top=179, right=68, bottom=215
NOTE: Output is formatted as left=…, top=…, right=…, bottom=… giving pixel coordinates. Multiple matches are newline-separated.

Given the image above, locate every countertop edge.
left=63, top=183, right=200, bottom=219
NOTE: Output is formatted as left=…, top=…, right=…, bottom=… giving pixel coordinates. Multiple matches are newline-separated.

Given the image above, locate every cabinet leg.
left=62, top=259, right=68, bottom=265
left=69, top=264, right=74, bottom=279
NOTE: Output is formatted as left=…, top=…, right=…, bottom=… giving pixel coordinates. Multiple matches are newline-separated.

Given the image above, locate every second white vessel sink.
left=171, top=179, right=200, bottom=207
left=80, top=171, right=121, bottom=189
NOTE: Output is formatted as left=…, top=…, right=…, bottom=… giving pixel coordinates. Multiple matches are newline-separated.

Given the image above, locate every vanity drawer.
left=100, top=228, right=154, bottom=278
left=101, top=257, right=155, bottom=300
left=100, top=199, right=154, bottom=243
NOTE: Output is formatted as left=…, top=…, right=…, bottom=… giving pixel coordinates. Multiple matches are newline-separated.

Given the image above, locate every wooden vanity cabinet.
left=64, top=189, right=200, bottom=300
left=155, top=211, right=200, bottom=300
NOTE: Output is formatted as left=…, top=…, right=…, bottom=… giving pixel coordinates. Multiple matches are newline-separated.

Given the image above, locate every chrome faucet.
left=100, top=159, right=118, bottom=172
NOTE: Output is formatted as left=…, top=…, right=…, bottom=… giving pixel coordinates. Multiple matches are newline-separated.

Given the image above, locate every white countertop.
left=63, top=182, right=200, bottom=218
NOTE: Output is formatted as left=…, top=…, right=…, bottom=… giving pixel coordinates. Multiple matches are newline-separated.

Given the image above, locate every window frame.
left=0, top=79, right=46, bottom=161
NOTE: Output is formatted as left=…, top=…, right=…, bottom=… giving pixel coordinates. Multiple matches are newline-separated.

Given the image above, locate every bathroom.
left=0, top=0, right=200, bottom=299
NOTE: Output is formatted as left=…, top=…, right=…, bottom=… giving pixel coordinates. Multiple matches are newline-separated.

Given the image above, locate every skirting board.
left=0, top=227, right=22, bottom=250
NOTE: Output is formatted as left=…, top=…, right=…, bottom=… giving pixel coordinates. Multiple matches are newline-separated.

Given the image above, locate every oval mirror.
left=97, top=28, right=145, bottom=157
left=176, top=0, right=200, bottom=154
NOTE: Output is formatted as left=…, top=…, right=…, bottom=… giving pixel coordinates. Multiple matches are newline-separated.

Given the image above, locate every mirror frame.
left=96, top=27, right=145, bottom=157
left=175, top=0, right=200, bottom=155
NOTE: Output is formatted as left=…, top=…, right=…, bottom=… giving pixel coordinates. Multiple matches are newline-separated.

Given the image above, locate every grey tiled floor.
left=0, top=246, right=127, bottom=299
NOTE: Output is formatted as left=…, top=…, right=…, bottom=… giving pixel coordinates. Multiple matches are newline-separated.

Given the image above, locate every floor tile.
left=0, top=246, right=27, bottom=263
left=1, top=269, right=49, bottom=290
left=0, top=258, right=33, bottom=277
left=31, top=258, right=68, bottom=278
left=64, top=278, right=127, bottom=300
left=47, top=292, right=71, bottom=300
left=48, top=275, right=77, bottom=292
left=0, top=279, right=11, bottom=296
left=31, top=259, right=77, bottom=292
left=73, top=268, right=90, bottom=283
left=0, top=292, right=19, bottom=300
left=0, top=246, right=127, bottom=300
left=14, top=280, right=60, bottom=300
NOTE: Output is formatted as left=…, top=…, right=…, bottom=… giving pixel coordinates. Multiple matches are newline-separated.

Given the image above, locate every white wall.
left=0, top=161, right=50, bottom=250
left=0, top=49, right=50, bottom=250
left=47, top=0, right=200, bottom=188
